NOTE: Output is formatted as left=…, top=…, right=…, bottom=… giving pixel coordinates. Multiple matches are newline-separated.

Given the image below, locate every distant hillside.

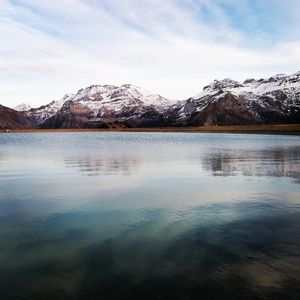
left=0, top=104, right=34, bottom=129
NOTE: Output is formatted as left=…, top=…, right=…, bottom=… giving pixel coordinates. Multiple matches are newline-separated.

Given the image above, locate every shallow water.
left=0, top=132, right=299, bottom=299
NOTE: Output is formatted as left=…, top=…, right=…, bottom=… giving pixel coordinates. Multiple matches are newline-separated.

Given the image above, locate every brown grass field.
left=2, top=124, right=300, bottom=135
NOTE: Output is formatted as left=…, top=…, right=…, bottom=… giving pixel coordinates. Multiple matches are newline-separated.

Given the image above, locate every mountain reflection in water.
left=202, top=147, right=300, bottom=178
left=0, top=132, right=299, bottom=300
left=62, top=146, right=300, bottom=179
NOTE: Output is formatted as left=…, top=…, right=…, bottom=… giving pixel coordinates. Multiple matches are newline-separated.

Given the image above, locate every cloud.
left=0, top=0, right=300, bottom=107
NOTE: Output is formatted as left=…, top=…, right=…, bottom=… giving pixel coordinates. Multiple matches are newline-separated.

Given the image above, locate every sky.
left=1, top=0, right=300, bottom=108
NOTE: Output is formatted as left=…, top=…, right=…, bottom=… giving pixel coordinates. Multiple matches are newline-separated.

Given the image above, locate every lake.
left=0, top=132, right=299, bottom=299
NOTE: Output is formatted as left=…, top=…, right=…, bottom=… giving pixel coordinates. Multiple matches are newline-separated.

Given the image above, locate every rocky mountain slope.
left=0, top=104, right=34, bottom=129
left=170, top=72, right=300, bottom=126
left=3, top=71, right=300, bottom=129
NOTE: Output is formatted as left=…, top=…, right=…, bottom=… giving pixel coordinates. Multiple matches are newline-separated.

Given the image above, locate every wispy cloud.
left=1, top=0, right=300, bottom=107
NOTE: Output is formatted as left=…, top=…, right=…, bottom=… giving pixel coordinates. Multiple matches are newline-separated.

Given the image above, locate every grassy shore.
left=3, top=124, right=300, bottom=134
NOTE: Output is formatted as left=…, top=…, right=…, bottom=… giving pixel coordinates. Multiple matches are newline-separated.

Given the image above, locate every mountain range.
left=1, top=71, right=300, bottom=129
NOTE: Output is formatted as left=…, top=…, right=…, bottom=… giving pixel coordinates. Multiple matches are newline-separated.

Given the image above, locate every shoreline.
left=2, top=124, right=300, bottom=135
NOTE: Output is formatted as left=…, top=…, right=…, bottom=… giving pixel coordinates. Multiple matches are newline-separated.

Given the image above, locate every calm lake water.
left=0, top=132, right=299, bottom=300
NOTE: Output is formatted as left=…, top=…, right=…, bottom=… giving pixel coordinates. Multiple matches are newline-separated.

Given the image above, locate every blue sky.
left=1, top=0, right=300, bottom=107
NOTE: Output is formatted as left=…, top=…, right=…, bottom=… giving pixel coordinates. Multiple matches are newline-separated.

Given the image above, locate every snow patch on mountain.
left=14, top=103, right=31, bottom=111
left=26, top=93, right=74, bottom=124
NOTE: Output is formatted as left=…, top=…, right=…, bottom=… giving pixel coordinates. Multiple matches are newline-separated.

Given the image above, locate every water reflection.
left=64, top=156, right=141, bottom=176
left=0, top=132, right=299, bottom=299
left=202, top=147, right=300, bottom=178
left=60, top=145, right=300, bottom=180
left=0, top=201, right=299, bottom=299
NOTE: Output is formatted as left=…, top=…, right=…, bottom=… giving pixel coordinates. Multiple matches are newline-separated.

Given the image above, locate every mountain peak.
left=205, top=78, right=242, bottom=90
left=14, top=103, right=31, bottom=112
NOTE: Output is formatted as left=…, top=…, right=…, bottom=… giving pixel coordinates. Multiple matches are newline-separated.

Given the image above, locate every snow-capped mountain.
left=25, top=84, right=171, bottom=128
left=170, top=71, right=300, bottom=126
left=2, top=71, right=300, bottom=129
